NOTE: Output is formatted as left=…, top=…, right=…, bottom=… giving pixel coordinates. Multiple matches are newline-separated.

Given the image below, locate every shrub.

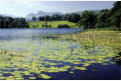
left=95, top=23, right=105, bottom=28
left=57, top=24, right=70, bottom=28
left=42, top=25, right=52, bottom=28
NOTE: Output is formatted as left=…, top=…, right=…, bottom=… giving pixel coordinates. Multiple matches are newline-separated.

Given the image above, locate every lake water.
left=0, top=28, right=120, bottom=80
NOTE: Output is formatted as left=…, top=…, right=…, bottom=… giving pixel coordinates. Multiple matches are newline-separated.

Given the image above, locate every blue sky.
left=0, top=1, right=115, bottom=17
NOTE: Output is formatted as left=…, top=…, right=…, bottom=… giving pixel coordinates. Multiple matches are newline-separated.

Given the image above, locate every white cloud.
left=0, top=1, right=114, bottom=17
left=6, top=8, right=15, bottom=12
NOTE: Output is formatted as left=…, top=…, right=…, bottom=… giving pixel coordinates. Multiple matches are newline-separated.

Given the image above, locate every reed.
left=60, top=30, right=121, bottom=54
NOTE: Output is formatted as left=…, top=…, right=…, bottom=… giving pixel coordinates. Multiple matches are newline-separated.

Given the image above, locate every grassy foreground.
left=29, top=21, right=77, bottom=28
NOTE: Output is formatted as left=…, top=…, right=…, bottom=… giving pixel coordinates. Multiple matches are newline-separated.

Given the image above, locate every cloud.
left=6, top=8, right=15, bottom=12
left=0, top=1, right=114, bottom=17
left=13, top=1, right=34, bottom=7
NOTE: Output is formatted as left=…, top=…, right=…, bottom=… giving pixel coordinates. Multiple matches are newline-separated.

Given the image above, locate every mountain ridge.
left=26, top=10, right=101, bottom=20
left=26, top=11, right=63, bottom=20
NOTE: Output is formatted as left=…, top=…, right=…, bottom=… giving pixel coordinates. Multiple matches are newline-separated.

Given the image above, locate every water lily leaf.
left=40, top=74, right=52, bottom=79
left=29, top=77, right=36, bottom=80
left=7, top=76, right=15, bottom=80
left=74, top=66, right=87, bottom=70
left=69, top=71, right=74, bottom=74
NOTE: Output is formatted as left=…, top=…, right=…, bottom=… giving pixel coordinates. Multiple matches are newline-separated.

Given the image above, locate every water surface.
left=0, top=28, right=120, bottom=80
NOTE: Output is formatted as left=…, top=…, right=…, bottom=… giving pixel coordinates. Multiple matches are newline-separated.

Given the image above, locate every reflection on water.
left=0, top=28, right=120, bottom=80
left=113, top=52, right=121, bottom=66
left=0, top=28, right=83, bottom=40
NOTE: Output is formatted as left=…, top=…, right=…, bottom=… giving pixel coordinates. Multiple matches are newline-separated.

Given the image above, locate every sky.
left=0, top=1, right=115, bottom=17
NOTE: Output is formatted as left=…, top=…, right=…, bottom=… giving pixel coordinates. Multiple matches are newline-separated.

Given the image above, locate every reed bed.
left=60, top=30, right=121, bottom=53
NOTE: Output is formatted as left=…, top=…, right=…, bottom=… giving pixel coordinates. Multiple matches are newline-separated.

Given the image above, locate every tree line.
left=80, top=1, right=120, bottom=30
left=32, top=13, right=80, bottom=23
left=0, top=16, right=29, bottom=28
left=0, top=1, right=120, bottom=29
left=32, top=1, right=121, bottom=30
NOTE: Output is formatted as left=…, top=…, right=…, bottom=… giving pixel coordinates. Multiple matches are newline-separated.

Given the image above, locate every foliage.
left=96, top=9, right=110, bottom=28
left=57, top=24, right=70, bottom=28
left=0, top=16, right=29, bottom=28
left=32, top=16, right=37, bottom=21
left=0, top=1, right=120, bottom=29
left=78, top=11, right=96, bottom=30
left=29, top=1, right=120, bottom=30
left=77, top=1, right=121, bottom=30
left=109, top=1, right=121, bottom=30
left=34, top=13, right=80, bottom=23
left=63, top=13, right=81, bottom=23
left=38, top=14, right=62, bottom=21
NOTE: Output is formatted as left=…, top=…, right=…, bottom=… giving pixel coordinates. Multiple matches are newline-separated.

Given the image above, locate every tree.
left=68, top=13, right=80, bottom=23
left=32, top=16, right=37, bottom=22
left=0, top=16, right=29, bottom=28
left=51, top=14, right=61, bottom=21
left=17, top=18, right=29, bottom=28
left=0, top=16, right=4, bottom=28
left=110, top=1, right=121, bottom=30
left=63, top=14, right=72, bottom=21
left=79, top=11, right=96, bottom=29
left=57, top=24, right=70, bottom=28
left=38, top=16, right=44, bottom=21
left=4, top=17, right=13, bottom=28
left=96, top=9, right=110, bottom=28
left=44, top=15, right=51, bottom=21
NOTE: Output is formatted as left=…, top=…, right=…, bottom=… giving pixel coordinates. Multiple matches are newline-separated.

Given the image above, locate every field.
left=29, top=21, right=78, bottom=28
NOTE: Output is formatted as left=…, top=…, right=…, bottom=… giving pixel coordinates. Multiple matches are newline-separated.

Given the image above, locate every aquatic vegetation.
left=0, top=30, right=120, bottom=80
left=0, top=77, right=6, bottom=80
left=29, top=77, right=36, bottom=80
left=15, top=77, right=24, bottom=80
left=7, top=76, right=15, bottom=80
left=24, top=71, right=31, bottom=75
left=60, top=30, right=121, bottom=52
left=0, top=49, right=25, bottom=59
left=40, top=74, right=52, bottom=79
left=69, top=71, right=74, bottom=74
left=83, top=63, right=90, bottom=66
left=74, top=66, right=87, bottom=70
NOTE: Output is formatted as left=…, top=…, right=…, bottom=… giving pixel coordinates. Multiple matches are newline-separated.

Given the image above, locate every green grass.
left=29, top=21, right=78, bottom=28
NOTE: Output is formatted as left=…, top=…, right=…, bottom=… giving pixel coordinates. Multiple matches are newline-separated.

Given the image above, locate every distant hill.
left=26, top=11, right=63, bottom=20
left=26, top=10, right=101, bottom=20
left=66, top=10, right=100, bottom=15
left=76, top=10, right=100, bottom=15
left=0, top=14, right=14, bottom=17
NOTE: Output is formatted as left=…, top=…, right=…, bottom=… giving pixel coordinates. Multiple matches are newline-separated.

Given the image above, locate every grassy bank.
left=29, top=21, right=78, bottom=28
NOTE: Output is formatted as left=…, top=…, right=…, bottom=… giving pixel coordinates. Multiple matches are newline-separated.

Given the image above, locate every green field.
left=29, top=21, right=78, bottom=28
